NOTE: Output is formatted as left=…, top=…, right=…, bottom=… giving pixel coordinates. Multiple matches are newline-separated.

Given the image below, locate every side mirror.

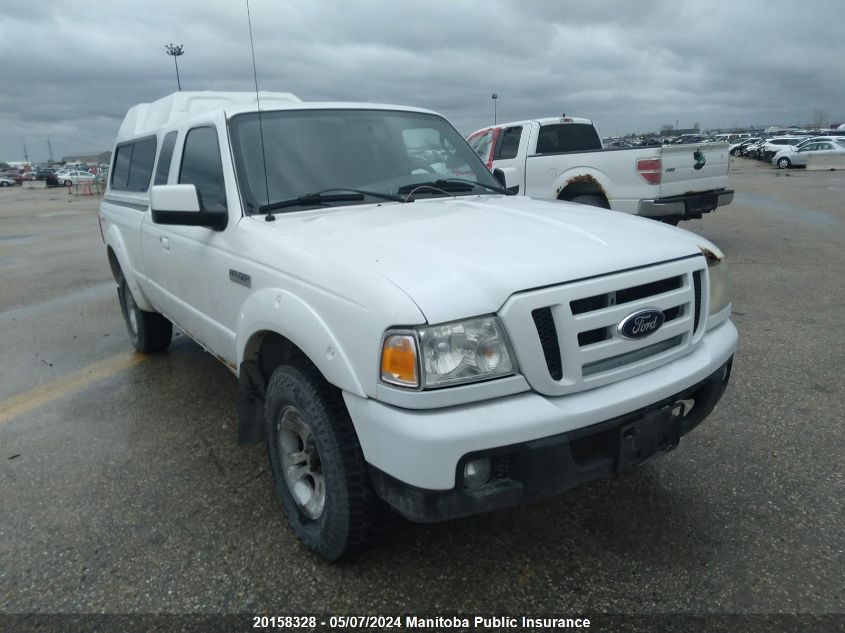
left=150, top=184, right=228, bottom=231
left=493, top=168, right=507, bottom=187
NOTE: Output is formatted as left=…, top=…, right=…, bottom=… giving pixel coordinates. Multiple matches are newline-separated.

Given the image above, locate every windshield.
left=229, top=109, right=501, bottom=213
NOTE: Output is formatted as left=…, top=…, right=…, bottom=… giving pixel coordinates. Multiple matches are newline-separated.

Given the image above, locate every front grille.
left=582, top=335, right=683, bottom=376
left=692, top=270, right=702, bottom=333
left=578, top=327, right=609, bottom=346
left=532, top=307, right=562, bottom=380
left=501, top=257, right=707, bottom=397
left=570, top=276, right=683, bottom=315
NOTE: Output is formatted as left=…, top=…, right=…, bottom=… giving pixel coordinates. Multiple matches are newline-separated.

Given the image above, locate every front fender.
left=236, top=288, right=366, bottom=397
left=104, top=224, right=155, bottom=311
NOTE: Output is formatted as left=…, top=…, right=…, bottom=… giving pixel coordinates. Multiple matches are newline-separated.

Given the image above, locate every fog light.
left=463, top=458, right=491, bottom=488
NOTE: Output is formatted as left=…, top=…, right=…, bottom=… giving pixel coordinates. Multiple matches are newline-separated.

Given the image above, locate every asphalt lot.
left=0, top=161, right=843, bottom=625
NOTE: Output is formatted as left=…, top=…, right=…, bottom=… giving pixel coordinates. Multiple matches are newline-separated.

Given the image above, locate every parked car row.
left=22, top=170, right=60, bottom=186
left=0, top=163, right=109, bottom=187
left=0, top=170, right=24, bottom=184
left=604, top=127, right=843, bottom=151
left=730, top=135, right=845, bottom=168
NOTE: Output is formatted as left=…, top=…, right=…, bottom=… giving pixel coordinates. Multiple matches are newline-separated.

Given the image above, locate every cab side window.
left=126, top=137, right=157, bottom=191
left=179, top=126, right=227, bottom=211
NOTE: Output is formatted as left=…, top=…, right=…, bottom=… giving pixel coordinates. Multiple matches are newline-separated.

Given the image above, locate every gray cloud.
left=2, top=0, right=843, bottom=163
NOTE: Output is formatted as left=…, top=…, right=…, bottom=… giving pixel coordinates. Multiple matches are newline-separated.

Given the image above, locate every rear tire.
left=568, top=193, right=610, bottom=209
left=265, top=362, right=386, bottom=560
left=118, top=277, right=172, bottom=353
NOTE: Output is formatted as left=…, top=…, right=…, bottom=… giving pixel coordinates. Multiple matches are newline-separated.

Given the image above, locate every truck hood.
left=269, top=195, right=706, bottom=324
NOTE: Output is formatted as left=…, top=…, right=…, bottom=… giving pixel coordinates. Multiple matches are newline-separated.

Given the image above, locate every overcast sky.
left=2, top=0, right=844, bottom=163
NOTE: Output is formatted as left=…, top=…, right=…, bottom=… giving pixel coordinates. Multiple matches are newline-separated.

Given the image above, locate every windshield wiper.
left=257, top=188, right=405, bottom=214
left=396, top=178, right=513, bottom=196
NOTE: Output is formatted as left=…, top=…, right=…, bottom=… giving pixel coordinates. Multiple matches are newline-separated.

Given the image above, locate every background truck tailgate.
left=660, top=142, right=729, bottom=197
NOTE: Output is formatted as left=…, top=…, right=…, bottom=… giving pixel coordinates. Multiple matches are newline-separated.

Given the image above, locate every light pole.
left=491, top=93, right=498, bottom=125
left=165, top=43, right=184, bottom=91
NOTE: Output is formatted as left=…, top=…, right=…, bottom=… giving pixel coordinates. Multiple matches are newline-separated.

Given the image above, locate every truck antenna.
left=246, top=0, right=274, bottom=221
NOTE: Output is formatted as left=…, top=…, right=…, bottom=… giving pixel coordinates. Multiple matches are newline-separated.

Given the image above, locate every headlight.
left=380, top=316, right=516, bottom=390
left=708, top=259, right=731, bottom=315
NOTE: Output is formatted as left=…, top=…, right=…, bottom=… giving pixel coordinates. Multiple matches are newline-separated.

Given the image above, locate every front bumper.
left=345, top=319, right=736, bottom=492
left=369, top=357, right=732, bottom=522
left=638, top=188, right=734, bottom=218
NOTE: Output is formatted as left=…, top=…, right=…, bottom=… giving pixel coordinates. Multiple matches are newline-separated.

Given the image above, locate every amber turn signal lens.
left=381, top=334, right=419, bottom=387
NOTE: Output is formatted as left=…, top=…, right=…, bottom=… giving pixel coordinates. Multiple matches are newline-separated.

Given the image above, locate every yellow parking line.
left=0, top=352, right=148, bottom=425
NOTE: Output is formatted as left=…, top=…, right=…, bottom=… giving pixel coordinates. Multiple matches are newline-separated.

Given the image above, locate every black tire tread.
left=265, top=361, right=385, bottom=560
left=568, top=193, right=610, bottom=209
left=118, top=278, right=172, bottom=353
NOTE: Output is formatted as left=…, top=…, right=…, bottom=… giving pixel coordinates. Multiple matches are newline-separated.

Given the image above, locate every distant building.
left=61, top=151, right=111, bottom=165
left=660, top=128, right=699, bottom=136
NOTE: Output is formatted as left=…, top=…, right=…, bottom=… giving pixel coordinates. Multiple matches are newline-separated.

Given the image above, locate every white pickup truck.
left=468, top=117, right=733, bottom=225
left=100, top=92, right=737, bottom=560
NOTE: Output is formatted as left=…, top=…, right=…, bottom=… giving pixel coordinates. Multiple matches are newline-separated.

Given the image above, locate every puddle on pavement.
left=734, top=192, right=841, bottom=230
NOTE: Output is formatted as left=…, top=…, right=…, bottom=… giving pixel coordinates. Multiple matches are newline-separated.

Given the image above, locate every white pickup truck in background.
left=468, top=117, right=733, bottom=225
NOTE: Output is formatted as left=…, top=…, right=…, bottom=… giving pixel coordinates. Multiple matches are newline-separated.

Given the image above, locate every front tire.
left=117, top=277, right=172, bottom=353
left=265, top=362, right=385, bottom=560
left=777, top=157, right=791, bottom=169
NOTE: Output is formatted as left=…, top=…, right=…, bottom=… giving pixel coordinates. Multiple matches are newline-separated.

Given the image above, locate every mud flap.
left=237, top=360, right=267, bottom=445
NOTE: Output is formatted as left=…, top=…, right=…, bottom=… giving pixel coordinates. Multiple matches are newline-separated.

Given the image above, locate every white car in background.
left=757, top=137, right=804, bottom=162
left=772, top=137, right=845, bottom=168
left=774, top=138, right=845, bottom=168
left=58, top=170, right=97, bottom=186
left=0, top=176, right=17, bottom=187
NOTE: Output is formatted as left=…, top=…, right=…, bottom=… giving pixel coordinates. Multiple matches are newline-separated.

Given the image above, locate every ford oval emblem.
left=618, top=309, right=665, bottom=339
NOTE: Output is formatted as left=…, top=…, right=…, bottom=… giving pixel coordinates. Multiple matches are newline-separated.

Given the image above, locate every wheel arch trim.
left=103, top=226, right=155, bottom=311
left=236, top=289, right=366, bottom=397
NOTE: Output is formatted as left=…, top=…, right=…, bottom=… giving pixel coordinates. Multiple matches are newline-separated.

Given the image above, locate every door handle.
left=160, top=236, right=170, bottom=251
